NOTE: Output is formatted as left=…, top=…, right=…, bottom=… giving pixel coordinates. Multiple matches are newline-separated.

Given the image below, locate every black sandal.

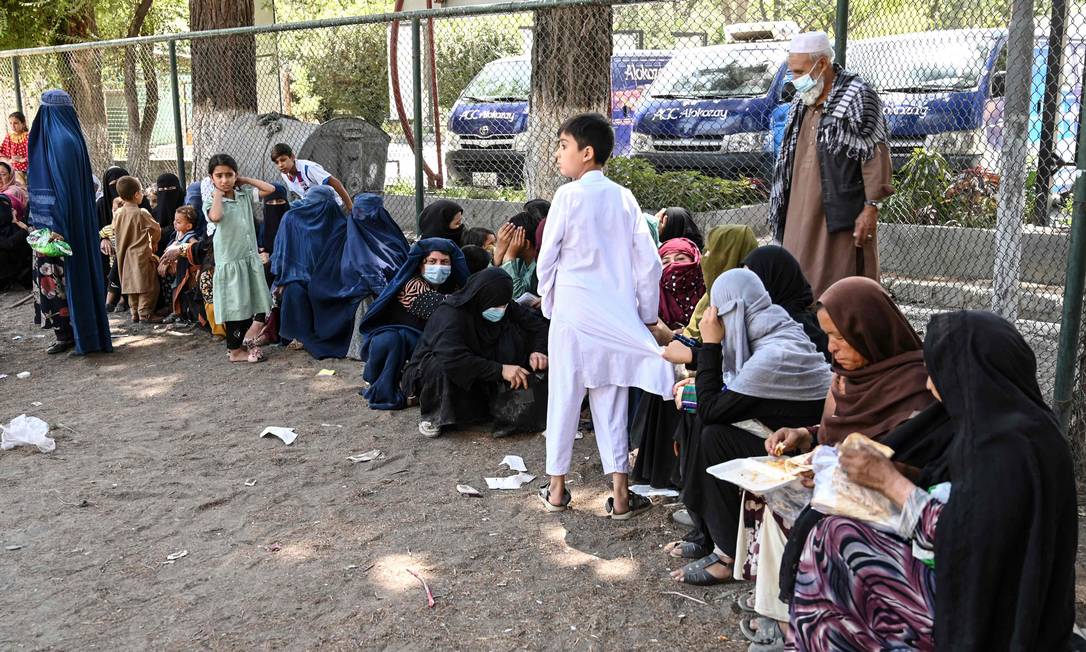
left=665, top=540, right=712, bottom=559
left=606, top=492, right=652, bottom=520
left=538, top=485, right=571, bottom=513
left=673, top=553, right=733, bottom=586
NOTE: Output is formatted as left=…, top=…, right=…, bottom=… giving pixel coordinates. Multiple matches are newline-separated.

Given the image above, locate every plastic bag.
left=27, top=229, right=73, bottom=257
left=810, top=439, right=901, bottom=532
left=762, top=478, right=813, bottom=528
left=1, top=414, right=56, bottom=453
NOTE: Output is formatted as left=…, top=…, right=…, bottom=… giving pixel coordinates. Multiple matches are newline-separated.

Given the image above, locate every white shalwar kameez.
left=538, top=170, right=675, bottom=477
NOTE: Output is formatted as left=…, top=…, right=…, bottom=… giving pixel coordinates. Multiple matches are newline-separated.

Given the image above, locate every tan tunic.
left=112, top=204, right=161, bottom=294
left=781, top=104, right=891, bottom=298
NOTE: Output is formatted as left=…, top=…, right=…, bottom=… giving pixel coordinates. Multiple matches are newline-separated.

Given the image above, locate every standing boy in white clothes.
left=270, top=143, right=354, bottom=213
left=537, top=113, right=675, bottom=519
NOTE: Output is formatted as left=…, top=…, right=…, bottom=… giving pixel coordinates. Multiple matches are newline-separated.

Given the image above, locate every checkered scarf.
left=768, top=66, right=887, bottom=239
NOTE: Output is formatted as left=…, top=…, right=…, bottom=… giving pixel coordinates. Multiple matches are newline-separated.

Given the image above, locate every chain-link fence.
left=2, top=0, right=1086, bottom=448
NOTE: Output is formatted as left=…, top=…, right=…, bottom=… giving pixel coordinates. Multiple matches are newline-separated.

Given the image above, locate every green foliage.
left=387, top=178, right=527, bottom=203
left=883, top=148, right=1000, bottom=228
left=290, top=25, right=389, bottom=126
left=606, top=156, right=765, bottom=213
left=433, top=17, right=526, bottom=108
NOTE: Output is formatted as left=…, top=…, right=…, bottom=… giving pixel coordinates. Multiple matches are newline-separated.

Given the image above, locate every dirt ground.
left=1, top=288, right=1084, bottom=651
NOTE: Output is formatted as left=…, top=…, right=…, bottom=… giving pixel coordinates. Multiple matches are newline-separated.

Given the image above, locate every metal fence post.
left=834, top=0, right=849, bottom=68
left=412, top=17, right=425, bottom=229
left=12, top=56, right=23, bottom=115
left=168, top=40, right=187, bottom=187
left=1052, top=77, right=1086, bottom=432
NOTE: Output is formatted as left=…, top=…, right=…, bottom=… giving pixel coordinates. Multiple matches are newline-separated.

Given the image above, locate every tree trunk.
left=992, top=0, right=1033, bottom=320
left=56, top=8, right=111, bottom=174
left=523, top=5, right=612, bottom=200
left=124, top=0, right=158, bottom=179
left=188, top=0, right=258, bottom=180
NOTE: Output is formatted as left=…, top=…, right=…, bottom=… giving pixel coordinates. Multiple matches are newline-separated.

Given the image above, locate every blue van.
left=630, top=40, right=793, bottom=179
left=849, top=29, right=1085, bottom=178
left=446, top=51, right=672, bottom=185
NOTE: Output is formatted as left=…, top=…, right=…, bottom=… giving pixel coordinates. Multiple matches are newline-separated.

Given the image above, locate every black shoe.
left=46, top=340, right=73, bottom=355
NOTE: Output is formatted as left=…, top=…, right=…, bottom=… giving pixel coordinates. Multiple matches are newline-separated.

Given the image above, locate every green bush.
left=606, top=157, right=766, bottom=213
left=294, top=26, right=389, bottom=127
left=386, top=179, right=527, bottom=203
left=883, top=148, right=999, bottom=228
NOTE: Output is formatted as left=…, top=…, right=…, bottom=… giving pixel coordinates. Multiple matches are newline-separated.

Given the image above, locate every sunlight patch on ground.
left=371, top=552, right=435, bottom=593
left=541, top=520, right=639, bottom=580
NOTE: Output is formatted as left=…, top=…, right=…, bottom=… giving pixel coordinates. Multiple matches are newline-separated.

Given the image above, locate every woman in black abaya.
left=402, top=267, right=548, bottom=439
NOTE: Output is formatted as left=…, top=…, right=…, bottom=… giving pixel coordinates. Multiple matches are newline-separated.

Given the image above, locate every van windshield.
left=649, top=47, right=786, bottom=99
left=461, top=60, right=530, bottom=101
left=850, top=35, right=995, bottom=92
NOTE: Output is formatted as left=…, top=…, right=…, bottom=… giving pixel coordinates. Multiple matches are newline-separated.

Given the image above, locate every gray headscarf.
left=710, top=268, right=831, bottom=401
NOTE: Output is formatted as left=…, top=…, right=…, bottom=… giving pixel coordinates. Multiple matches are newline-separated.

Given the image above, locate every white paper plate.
left=706, top=456, right=800, bottom=493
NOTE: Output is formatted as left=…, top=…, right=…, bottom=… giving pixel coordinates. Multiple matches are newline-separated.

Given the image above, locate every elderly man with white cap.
left=767, top=31, right=892, bottom=297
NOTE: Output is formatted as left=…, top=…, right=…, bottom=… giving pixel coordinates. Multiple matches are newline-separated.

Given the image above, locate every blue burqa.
left=28, top=90, right=112, bottom=354
left=184, top=181, right=208, bottom=236
left=357, top=238, right=467, bottom=409
left=273, top=187, right=408, bottom=359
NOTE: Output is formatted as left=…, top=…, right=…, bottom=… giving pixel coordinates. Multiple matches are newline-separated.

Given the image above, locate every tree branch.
left=126, top=0, right=155, bottom=38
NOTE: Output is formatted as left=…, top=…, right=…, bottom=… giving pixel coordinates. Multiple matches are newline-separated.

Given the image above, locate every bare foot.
left=227, top=349, right=248, bottom=362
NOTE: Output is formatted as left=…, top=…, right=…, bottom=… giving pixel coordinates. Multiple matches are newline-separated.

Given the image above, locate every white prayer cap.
left=789, top=31, right=831, bottom=54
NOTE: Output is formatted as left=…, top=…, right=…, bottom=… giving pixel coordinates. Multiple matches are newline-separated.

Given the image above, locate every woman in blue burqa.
left=27, top=90, right=111, bottom=355
left=272, top=186, right=408, bottom=358
left=357, top=238, right=468, bottom=410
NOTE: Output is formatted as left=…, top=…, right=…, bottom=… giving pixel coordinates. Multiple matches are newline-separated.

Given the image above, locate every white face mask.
left=793, top=60, right=826, bottom=106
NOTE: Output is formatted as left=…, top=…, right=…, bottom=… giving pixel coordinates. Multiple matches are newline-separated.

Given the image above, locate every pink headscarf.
left=658, top=237, right=704, bottom=328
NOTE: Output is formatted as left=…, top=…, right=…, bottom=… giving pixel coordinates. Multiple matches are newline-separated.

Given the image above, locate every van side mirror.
left=780, top=81, right=796, bottom=104
left=991, top=71, right=1006, bottom=98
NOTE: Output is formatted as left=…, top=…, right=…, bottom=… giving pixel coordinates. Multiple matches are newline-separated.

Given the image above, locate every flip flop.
left=673, top=553, right=733, bottom=586
left=247, top=345, right=266, bottom=363
left=740, top=616, right=783, bottom=645
left=606, top=492, right=652, bottom=521
left=665, top=540, right=712, bottom=559
left=737, top=591, right=758, bottom=613
left=538, top=485, right=571, bottom=513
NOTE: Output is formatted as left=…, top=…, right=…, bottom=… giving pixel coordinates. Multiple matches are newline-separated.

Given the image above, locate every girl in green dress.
left=204, top=154, right=275, bottom=363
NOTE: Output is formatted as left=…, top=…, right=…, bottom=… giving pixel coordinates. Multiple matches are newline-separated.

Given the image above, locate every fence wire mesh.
left=2, top=0, right=1086, bottom=451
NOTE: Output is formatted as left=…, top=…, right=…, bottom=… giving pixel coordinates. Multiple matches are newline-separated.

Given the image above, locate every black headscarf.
left=923, top=311, right=1076, bottom=652
left=524, top=199, right=550, bottom=222
left=261, top=183, right=290, bottom=253
left=153, top=172, right=183, bottom=252
left=742, top=245, right=828, bottom=360
left=507, top=210, right=542, bottom=249
left=418, top=200, right=464, bottom=246
left=659, top=207, right=704, bottom=251
left=95, top=166, right=128, bottom=229
left=410, top=267, right=547, bottom=389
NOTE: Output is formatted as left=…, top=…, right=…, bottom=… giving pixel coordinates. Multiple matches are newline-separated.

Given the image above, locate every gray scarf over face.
left=711, top=268, right=832, bottom=402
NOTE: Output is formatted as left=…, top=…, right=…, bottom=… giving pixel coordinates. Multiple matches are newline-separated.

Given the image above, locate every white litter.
left=244, top=479, right=257, bottom=487
left=0, top=374, right=8, bottom=380
left=16, top=371, right=30, bottom=379
left=30, top=401, right=42, bottom=407
left=499, top=455, right=528, bottom=473
left=5, top=544, right=23, bottom=551
left=347, top=449, right=382, bottom=463
left=456, top=484, right=482, bottom=497
left=1, top=415, right=55, bottom=453
left=320, top=423, right=344, bottom=428
left=259, top=426, right=297, bottom=445
left=485, top=472, right=536, bottom=490
left=163, top=549, right=189, bottom=564
left=629, top=484, right=680, bottom=498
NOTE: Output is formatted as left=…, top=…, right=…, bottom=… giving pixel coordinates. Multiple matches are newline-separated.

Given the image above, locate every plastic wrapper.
left=811, top=433, right=901, bottom=532
left=1, top=414, right=56, bottom=453
left=27, top=229, right=73, bottom=257
left=762, top=478, right=813, bottom=527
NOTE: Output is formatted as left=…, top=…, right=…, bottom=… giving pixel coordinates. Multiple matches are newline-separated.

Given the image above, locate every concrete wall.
left=382, top=194, right=1070, bottom=288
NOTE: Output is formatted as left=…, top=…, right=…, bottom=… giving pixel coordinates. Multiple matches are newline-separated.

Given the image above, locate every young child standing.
left=112, top=176, right=161, bottom=323
left=270, top=143, right=353, bottom=212
left=205, top=154, right=276, bottom=363
left=537, top=113, right=674, bottom=519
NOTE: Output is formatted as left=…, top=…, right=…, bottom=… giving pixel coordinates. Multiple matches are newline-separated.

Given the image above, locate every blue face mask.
left=481, top=306, right=506, bottom=322
left=422, top=264, right=451, bottom=285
